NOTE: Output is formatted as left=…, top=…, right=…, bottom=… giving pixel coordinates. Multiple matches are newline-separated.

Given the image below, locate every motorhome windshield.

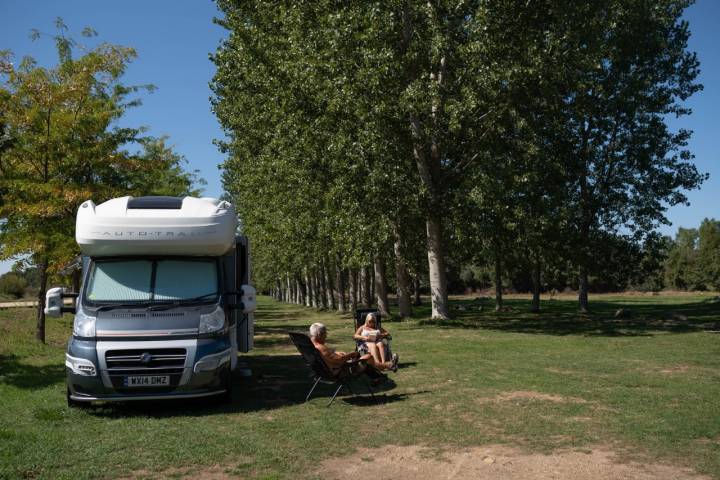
left=86, top=259, right=218, bottom=304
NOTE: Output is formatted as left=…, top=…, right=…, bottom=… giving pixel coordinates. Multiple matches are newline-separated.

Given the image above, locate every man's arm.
left=317, top=344, right=358, bottom=367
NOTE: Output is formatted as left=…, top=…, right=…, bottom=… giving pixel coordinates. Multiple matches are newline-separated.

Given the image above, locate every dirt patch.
left=120, top=464, right=240, bottom=480
left=477, top=390, right=588, bottom=404
left=545, top=367, right=576, bottom=375
left=658, top=365, right=692, bottom=374
left=319, top=445, right=710, bottom=480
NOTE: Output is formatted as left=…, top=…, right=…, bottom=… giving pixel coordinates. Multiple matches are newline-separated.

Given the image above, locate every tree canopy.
left=0, top=20, right=204, bottom=341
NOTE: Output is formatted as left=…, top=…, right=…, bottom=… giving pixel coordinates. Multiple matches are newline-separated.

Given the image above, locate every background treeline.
left=211, top=0, right=708, bottom=318
left=0, top=20, right=203, bottom=341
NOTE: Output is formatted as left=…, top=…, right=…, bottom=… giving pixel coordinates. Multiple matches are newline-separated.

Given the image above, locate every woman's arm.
left=353, top=326, right=365, bottom=341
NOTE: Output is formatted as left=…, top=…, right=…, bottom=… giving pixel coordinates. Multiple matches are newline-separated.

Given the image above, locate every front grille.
left=105, top=348, right=187, bottom=391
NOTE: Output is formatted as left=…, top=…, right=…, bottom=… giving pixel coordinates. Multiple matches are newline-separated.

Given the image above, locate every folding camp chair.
left=288, top=332, right=377, bottom=407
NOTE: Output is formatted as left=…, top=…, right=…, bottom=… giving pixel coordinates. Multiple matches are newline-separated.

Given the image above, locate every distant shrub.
left=0, top=273, right=28, bottom=299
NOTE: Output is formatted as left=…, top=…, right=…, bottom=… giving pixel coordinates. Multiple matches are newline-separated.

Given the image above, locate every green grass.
left=1, top=294, right=719, bottom=479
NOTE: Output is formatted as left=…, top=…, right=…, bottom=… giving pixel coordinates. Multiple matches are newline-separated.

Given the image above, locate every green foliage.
left=212, top=1, right=705, bottom=310
left=0, top=273, right=27, bottom=298
left=0, top=21, right=204, bottom=340
left=664, top=219, right=720, bottom=291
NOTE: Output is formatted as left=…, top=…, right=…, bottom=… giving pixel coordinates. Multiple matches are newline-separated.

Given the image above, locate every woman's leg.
left=375, top=341, right=387, bottom=363
left=360, top=353, right=391, bottom=371
left=366, top=342, right=382, bottom=364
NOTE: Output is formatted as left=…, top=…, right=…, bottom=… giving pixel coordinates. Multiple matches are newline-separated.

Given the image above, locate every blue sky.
left=0, top=0, right=718, bottom=274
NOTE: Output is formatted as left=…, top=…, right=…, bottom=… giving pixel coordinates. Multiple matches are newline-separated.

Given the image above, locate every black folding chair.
left=288, top=332, right=377, bottom=407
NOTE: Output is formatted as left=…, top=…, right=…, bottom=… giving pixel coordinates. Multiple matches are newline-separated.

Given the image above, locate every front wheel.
left=217, top=367, right=233, bottom=404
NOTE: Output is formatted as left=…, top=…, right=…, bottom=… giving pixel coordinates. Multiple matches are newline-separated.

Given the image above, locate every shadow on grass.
left=343, top=391, right=429, bottom=406
left=0, top=354, right=65, bottom=389
left=414, top=298, right=720, bottom=337
left=86, top=354, right=410, bottom=418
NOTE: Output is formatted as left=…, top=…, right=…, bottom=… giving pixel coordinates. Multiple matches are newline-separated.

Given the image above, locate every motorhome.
left=44, top=196, right=256, bottom=406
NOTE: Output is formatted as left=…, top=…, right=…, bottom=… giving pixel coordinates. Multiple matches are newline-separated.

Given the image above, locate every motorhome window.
left=86, top=260, right=153, bottom=302
left=154, top=260, right=218, bottom=300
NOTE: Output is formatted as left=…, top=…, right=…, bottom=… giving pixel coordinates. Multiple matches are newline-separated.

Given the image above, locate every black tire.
left=218, top=367, right=233, bottom=404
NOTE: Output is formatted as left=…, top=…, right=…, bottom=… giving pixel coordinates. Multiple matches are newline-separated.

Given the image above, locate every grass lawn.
left=1, top=293, right=719, bottom=479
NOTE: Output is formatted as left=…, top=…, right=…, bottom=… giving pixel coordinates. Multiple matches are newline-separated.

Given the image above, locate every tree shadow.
left=0, top=354, right=65, bottom=389
left=416, top=298, right=720, bottom=337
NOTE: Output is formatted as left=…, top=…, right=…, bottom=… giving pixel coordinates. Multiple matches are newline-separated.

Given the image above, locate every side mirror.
left=240, top=285, right=257, bottom=313
left=44, top=287, right=65, bottom=317
left=44, top=287, right=78, bottom=317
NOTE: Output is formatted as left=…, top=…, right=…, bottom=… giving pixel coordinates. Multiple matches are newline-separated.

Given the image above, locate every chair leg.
left=327, top=383, right=345, bottom=407
left=306, top=377, right=322, bottom=402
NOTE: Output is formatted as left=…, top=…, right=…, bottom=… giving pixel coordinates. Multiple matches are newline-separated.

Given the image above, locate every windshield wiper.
left=96, top=303, right=149, bottom=312
left=146, top=293, right=218, bottom=311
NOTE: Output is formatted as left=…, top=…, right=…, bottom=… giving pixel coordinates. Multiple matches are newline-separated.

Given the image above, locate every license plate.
left=124, top=375, right=170, bottom=387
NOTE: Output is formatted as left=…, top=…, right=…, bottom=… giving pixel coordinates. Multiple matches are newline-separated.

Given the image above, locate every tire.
left=218, top=367, right=233, bottom=404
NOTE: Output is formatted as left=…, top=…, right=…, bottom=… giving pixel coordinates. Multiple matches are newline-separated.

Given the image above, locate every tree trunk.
left=426, top=214, right=450, bottom=319
left=36, top=260, right=48, bottom=343
left=394, top=230, right=412, bottom=318
left=310, top=270, right=319, bottom=309
left=531, top=254, right=541, bottom=313
left=413, top=272, right=422, bottom=306
left=317, top=268, right=328, bottom=309
left=304, top=269, right=312, bottom=306
left=494, top=256, right=503, bottom=312
left=336, top=258, right=346, bottom=313
left=285, top=274, right=292, bottom=303
left=361, top=266, right=371, bottom=308
left=323, top=257, right=336, bottom=310
left=349, top=268, right=358, bottom=314
left=578, top=264, right=590, bottom=313
left=374, top=254, right=390, bottom=317
left=295, top=275, right=304, bottom=305
left=275, top=278, right=282, bottom=301
left=285, top=273, right=293, bottom=303
left=370, top=263, right=375, bottom=302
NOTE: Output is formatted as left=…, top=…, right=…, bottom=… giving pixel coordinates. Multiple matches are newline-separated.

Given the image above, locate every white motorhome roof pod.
left=76, top=196, right=237, bottom=256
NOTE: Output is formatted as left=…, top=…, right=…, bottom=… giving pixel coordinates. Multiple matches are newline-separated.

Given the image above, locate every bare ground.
left=319, top=445, right=710, bottom=480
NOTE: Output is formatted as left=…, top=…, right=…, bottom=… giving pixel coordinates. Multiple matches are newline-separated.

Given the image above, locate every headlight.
left=73, top=310, right=96, bottom=337
left=65, top=354, right=97, bottom=376
left=199, top=306, right=226, bottom=334
left=193, top=348, right=231, bottom=373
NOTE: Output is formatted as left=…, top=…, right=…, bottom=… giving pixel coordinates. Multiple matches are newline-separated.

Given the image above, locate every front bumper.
left=68, top=389, right=226, bottom=402
left=66, top=336, right=231, bottom=402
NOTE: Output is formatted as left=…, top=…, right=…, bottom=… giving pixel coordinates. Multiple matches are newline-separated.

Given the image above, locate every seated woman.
left=310, top=322, right=396, bottom=373
left=353, top=312, right=398, bottom=372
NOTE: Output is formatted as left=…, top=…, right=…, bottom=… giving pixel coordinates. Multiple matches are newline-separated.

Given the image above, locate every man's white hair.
left=309, top=322, right=326, bottom=339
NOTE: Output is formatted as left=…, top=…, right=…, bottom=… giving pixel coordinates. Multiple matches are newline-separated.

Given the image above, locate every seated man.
left=309, top=322, right=396, bottom=374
